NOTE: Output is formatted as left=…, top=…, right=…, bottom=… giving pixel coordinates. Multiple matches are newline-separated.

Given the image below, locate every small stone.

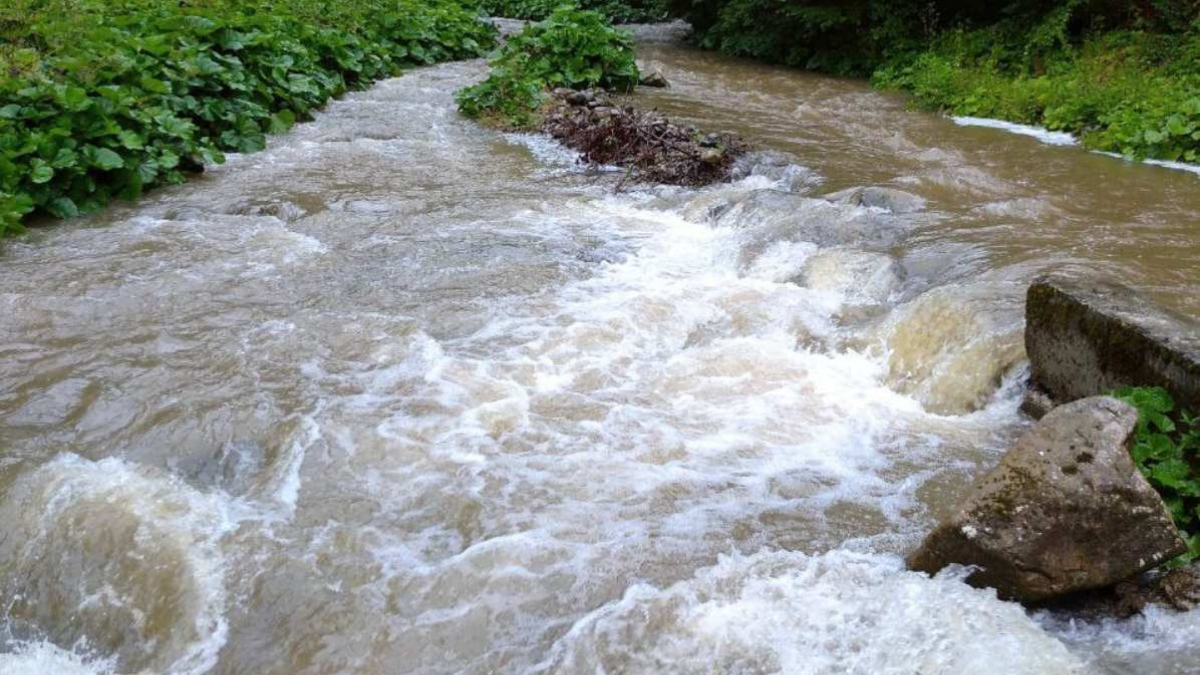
left=565, top=90, right=593, bottom=106
left=700, top=148, right=724, bottom=165
left=640, top=70, right=669, bottom=88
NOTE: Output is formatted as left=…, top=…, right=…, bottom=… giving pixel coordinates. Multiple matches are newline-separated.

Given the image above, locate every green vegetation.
left=0, top=0, right=497, bottom=236
left=456, top=6, right=640, bottom=128
left=667, top=0, right=1200, bottom=164
left=1113, top=386, right=1200, bottom=566
left=480, top=0, right=668, bottom=24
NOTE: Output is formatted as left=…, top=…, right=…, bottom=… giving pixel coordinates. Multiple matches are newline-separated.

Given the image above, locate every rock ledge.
left=1024, top=276, right=1200, bottom=417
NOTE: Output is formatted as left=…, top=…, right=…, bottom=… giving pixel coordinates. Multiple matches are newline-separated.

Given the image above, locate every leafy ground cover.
left=0, top=0, right=497, bottom=236
left=456, top=6, right=640, bottom=128
left=1113, top=386, right=1200, bottom=566
left=667, top=0, right=1200, bottom=165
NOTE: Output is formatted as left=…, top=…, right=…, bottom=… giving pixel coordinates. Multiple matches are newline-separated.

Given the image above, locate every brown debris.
left=541, top=88, right=746, bottom=188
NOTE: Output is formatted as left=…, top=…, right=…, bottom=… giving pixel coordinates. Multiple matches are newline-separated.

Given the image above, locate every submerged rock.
left=908, top=396, right=1186, bottom=604
left=722, top=189, right=914, bottom=258
left=1024, top=276, right=1200, bottom=417
left=798, top=248, right=902, bottom=306
left=728, top=151, right=819, bottom=192
left=825, top=186, right=927, bottom=214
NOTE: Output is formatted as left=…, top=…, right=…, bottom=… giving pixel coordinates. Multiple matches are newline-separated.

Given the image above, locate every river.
left=1, top=22, right=1198, bottom=675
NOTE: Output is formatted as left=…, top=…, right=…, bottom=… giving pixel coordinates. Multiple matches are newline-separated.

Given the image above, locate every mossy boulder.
left=1023, top=276, right=1200, bottom=418
left=908, top=396, right=1185, bottom=603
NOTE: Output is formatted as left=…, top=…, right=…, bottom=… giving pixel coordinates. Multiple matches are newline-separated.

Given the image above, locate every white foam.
left=952, top=116, right=1079, bottom=146
left=505, top=132, right=608, bottom=173
left=953, top=117, right=1200, bottom=176
left=539, top=550, right=1089, bottom=675
left=0, top=641, right=115, bottom=675
left=743, top=240, right=820, bottom=282
left=1037, top=604, right=1200, bottom=675
left=1094, top=151, right=1200, bottom=177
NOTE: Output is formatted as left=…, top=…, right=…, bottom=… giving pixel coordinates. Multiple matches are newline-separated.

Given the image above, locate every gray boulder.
left=1024, top=276, right=1200, bottom=417
left=908, top=396, right=1186, bottom=603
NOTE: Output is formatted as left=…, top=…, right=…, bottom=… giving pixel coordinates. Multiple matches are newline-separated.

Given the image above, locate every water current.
left=1, top=21, right=1198, bottom=675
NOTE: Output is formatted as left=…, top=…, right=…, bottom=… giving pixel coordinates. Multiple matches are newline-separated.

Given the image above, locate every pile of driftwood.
left=541, top=88, right=746, bottom=188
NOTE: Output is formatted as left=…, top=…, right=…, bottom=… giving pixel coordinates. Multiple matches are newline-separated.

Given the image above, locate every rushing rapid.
left=1, top=22, right=1199, bottom=675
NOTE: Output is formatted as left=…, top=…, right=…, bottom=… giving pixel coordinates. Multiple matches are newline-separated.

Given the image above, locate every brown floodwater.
left=0, top=21, right=1197, bottom=675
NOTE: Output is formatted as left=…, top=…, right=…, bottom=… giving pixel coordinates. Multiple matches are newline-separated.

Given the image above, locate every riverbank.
left=668, top=0, right=1200, bottom=167
left=0, top=0, right=497, bottom=236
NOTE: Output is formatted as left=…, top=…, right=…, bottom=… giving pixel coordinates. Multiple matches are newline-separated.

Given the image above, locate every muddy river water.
left=1, top=22, right=1198, bottom=675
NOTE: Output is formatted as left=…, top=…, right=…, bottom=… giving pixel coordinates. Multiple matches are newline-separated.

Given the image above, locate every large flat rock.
left=908, top=396, right=1185, bottom=603
left=1024, top=276, right=1200, bottom=416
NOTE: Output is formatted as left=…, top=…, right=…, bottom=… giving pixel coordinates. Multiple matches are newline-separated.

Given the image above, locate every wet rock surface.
left=728, top=150, right=820, bottom=191
left=908, top=396, right=1186, bottom=604
left=541, top=89, right=746, bottom=187
left=1046, top=562, right=1200, bottom=618
left=1024, top=276, right=1200, bottom=417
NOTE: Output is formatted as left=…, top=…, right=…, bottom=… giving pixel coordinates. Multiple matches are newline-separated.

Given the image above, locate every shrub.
left=0, top=0, right=497, bottom=236
left=456, top=6, right=640, bottom=128
left=1112, top=386, right=1200, bottom=566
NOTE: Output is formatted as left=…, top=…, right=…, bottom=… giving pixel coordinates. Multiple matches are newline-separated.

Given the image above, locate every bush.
left=1113, top=386, right=1200, bottom=566
left=480, top=0, right=669, bottom=24
left=456, top=6, right=640, bottom=128
left=0, top=0, right=497, bottom=236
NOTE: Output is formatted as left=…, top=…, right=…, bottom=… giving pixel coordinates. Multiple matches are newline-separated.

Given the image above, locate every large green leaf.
left=29, top=160, right=55, bottom=184
left=90, top=147, right=125, bottom=170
